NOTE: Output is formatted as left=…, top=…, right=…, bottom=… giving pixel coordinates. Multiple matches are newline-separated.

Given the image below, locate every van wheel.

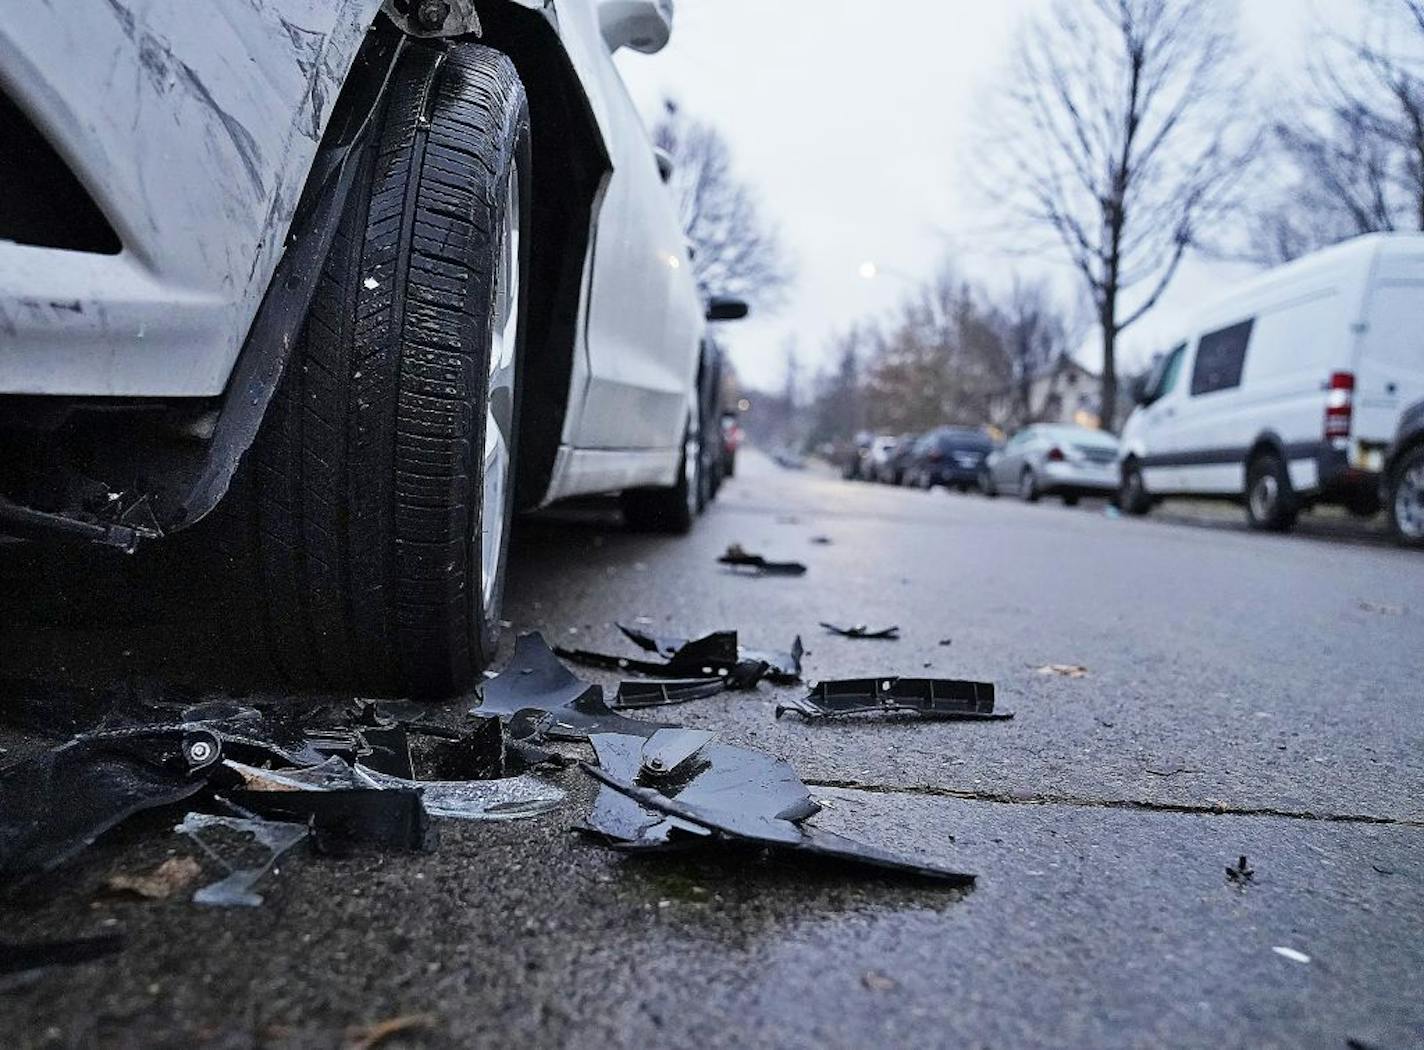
left=1246, top=452, right=1298, bottom=532
left=1020, top=469, right=1040, bottom=503
left=1119, top=461, right=1152, bottom=515
left=622, top=416, right=700, bottom=534
left=1387, top=445, right=1424, bottom=547
left=244, top=44, right=530, bottom=698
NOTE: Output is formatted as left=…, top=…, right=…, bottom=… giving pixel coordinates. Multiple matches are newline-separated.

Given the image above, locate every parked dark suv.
left=904, top=427, right=997, bottom=491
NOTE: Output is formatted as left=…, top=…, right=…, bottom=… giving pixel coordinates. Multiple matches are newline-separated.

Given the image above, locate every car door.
left=1138, top=343, right=1190, bottom=493
left=996, top=430, right=1030, bottom=489
left=554, top=0, right=703, bottom=454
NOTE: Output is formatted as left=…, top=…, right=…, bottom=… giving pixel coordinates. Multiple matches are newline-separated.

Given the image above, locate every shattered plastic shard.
left=176, top=812, right=308, bottom=908
left=583, top=731, right=818, bottom=850
left=223, top=788, right=438, bottom=855
left=819, top=623, right=900, bottom=640
left=477, top=633, right=673, bottom=740
left=610, top=623, right=801, bottom=685
left=717, top=544, right=808, bottom=576
left=582, top=762, right=975, bottom=886
left=355, top=767, right=564, bottom=821
left=777, top=677, right=1010, bottom=722
left=612, top=678, right=725, bottom=709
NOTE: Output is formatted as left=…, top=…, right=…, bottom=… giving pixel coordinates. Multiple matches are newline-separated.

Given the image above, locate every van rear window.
left=1190, top=319, right=1254, bottom=396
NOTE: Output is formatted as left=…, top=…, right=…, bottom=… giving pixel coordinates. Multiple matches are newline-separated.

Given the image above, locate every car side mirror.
left=599, top=0, right=674, bottom=54
left=705, top=296, right=749, bottom=322
left=654, top=147, right=675, bottom=183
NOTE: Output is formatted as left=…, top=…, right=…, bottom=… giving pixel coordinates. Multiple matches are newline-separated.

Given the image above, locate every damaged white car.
left=0, top=0, right=744, bottom=694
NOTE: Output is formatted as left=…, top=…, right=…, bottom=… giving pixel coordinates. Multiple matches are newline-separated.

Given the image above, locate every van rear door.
left=1355, top=279, right=1424, bottom=446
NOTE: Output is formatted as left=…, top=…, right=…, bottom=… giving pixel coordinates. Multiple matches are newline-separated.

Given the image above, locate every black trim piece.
left=1140, top=440, right=1328, bottom=470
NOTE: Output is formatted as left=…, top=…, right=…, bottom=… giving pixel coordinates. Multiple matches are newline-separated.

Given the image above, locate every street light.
left=858, top=260, right=914, bottom=284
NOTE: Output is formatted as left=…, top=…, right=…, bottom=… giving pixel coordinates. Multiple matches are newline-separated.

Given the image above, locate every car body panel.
left=0, top=0, right=382, bottom=396
left=0, top=0, right=704, bottom=510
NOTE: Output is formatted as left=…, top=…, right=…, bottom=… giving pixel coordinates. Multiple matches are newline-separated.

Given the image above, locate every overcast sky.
left=615, top=0, right=1360, bottom=392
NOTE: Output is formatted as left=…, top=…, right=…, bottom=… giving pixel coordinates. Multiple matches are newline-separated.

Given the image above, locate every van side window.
left=1190, top=319, right=1254, bottom=396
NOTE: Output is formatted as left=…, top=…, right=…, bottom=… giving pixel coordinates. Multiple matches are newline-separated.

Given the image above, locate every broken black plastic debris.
left=612, top=678, right=725, bottom=709
left=556, top=624, right=800, bottom=689
left=777, top=677, right=1010, bottom=722
left=582, top=730, right=820, bottom=851
left=226, top=788, right=437, bottom=855
left=0, top=727, right=221, bottom=882
left=819, top=623, right=900, bottom=640
left=718, top=543, right=808, bottom=576
left=476, top=632, right=673, bottom=739
left=582, top=758, right=974, bottom=885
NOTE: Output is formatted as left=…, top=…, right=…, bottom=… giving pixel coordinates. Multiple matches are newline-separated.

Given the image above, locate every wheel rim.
left=1250, top=472, right=1278, bottom=521
left=480, top=162, right=520, bottom=616
left=1397, top=462, right=1424, bottom=538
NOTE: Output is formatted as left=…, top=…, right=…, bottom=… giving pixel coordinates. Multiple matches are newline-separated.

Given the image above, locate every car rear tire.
left=1245, top=452, right=1298, bottom=532
left=979, top=469, right=998, bottom=498
left=1062, top=494, right=1080, bottom=507
left=1020, top=469, right=1040, bottom=503
left=242, top=44, right=530, bottom=698
left=1119, top=461, right=1152, bottom=516
left=622, top=417, right=700, bottom=534
left=1386, top=444, right=1424, bottom=548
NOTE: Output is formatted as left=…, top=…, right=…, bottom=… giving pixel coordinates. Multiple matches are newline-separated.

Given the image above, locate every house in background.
left=991, top=355, right=1121, bottom=430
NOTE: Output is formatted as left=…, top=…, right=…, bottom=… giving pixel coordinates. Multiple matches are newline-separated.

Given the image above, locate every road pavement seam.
left=805, top=779, right=1424, bottom=828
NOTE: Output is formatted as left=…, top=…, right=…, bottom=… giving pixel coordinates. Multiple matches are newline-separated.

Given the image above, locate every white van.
left=1118, top=233, right=1424, bottom=539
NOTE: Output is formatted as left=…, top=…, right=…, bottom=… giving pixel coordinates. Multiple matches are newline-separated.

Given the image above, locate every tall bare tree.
left=994, top=279, right=1072, bottom=428
left=980, top=0, right=1256, bottom=430
left=1250, top=0, right=1424, bottom=263
left=653, top=101, right=794, bottom=309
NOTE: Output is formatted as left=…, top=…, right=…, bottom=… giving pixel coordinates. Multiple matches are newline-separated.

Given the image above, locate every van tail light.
left=1046, top=446, right=1066, bottom=462
left=1324, top=371, right=1354, bottom=442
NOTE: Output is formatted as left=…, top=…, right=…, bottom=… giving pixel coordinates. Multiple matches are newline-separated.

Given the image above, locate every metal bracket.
left=381, top=0, right=482, bottom=38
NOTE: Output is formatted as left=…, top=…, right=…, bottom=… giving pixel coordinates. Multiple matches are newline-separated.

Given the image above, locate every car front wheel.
left=622, top=416, right=700, bottom=534
left=241, top=44, right=530, bottom=697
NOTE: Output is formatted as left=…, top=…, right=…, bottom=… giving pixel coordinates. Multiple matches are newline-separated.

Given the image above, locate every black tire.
left=243, top=44, right=531, bottom=697
left=724, top=454, right=736, bottom=478
left=1119, top=460, right=1152, bottom=516
left=1062, top=494, right=1080, bottom=507
left=622, top=418, right=699, bottom=534
left=1245, top=452, right=1298, bottom=532
left=1020, top=469, right=1041, bottom=503
left=979, top=469, right=998, bottom=498
left=1386, top=444, right=1424, bottom=547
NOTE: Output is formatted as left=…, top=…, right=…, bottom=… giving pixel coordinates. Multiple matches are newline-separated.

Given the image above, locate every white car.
left=980, top=424, right=1120, bottom=505
left=0, top=0, right=737, bottom=694
left=1118, top=233, right=1424, bottom=538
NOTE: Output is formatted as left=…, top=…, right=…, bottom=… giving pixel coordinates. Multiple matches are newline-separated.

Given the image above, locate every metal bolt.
left=187, top=739, right=215, bottom=764
left=414, top=0, right=450, bottom=31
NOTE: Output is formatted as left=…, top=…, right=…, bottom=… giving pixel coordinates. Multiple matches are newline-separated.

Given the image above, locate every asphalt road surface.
left=2, top=450, right=1421, bottom=1050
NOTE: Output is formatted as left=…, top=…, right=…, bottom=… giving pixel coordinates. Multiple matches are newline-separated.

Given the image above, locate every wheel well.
left=1246, top=432, right=1287, bottom=469
left=476, top=7, right=611, bottom=511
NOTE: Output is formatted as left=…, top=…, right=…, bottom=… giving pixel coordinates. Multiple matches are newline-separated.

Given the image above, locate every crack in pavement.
left=806, top=779, right=1424, bottom=828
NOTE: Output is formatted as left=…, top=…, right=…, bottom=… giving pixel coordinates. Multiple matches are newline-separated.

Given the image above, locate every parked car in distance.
left=882, top=432, right=920, bottom=485
left=865, top=435, right=901, bottom=484
left=1118, top=233, right=1424, bottom=537
left=981, top=424, right=1120, bottom=505
left=842, top=431, right=874, bottom=479
left=903, top=427, right=996, bottom=491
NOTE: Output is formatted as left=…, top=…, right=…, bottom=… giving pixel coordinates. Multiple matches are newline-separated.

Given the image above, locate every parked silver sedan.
left=980, top=425, right=1120, bottom=505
